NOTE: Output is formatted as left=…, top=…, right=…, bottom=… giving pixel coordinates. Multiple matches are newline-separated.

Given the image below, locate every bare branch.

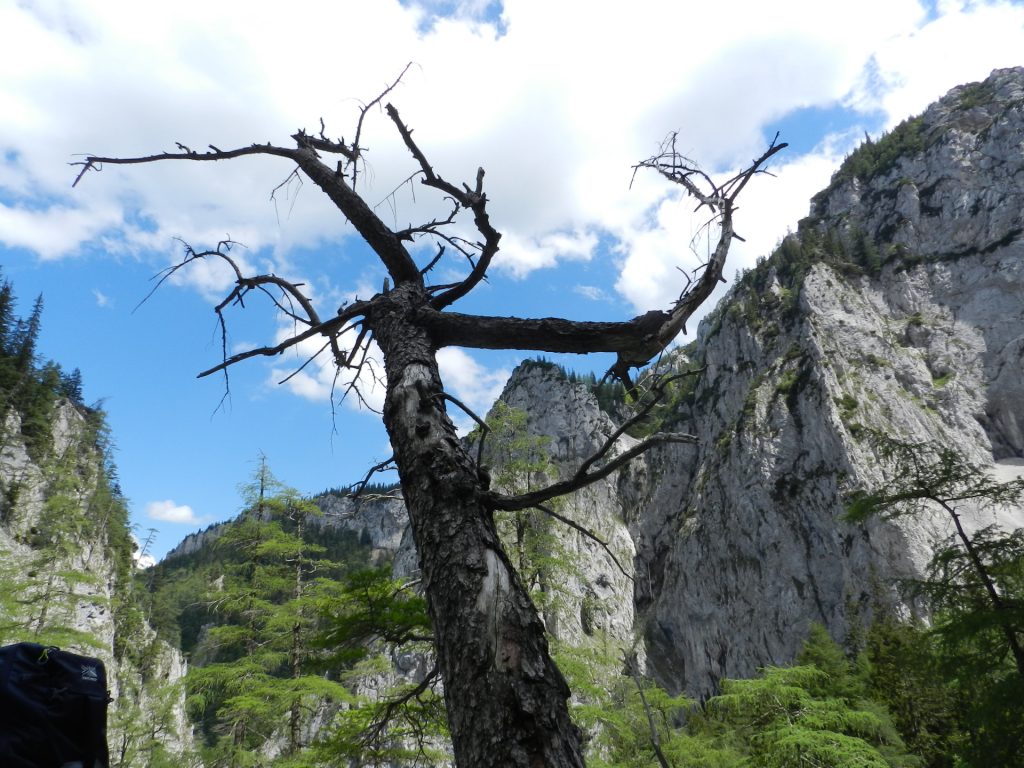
left=350, top=62, right=414, bottom=187
left=420, top=244, right=445, bottom=276
left=270, top=167, right=303, bottom=224
left=385, top=103, right=502, bottom=309
left=74, top=131, right=421, bottom=284
left=488, top=430, right=697, bottom=512
left=132, top=238, right=242, bottom=313
left=579, top=371, right=700, bottom=478
left=621, top=135, right=787, bottom=367
left=71, top=142, right=305, bottom=187
left=432, top=392, right=490, bottom=468
left=276, top=338, right=332, bottom=386
left=349, top=456, right=398, bottom=499
left=533, top=503, right=632, bottom=582
left=197, top=300, right=368, bottom=378
left=360, top=665, right=441, bottom=751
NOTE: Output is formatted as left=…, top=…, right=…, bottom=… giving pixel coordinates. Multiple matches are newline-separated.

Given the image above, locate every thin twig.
left=349, top=456, right=397, bottom=499
left=432, top=392, right=490, bottom=468
left=533, top=503, right=632, bottom=582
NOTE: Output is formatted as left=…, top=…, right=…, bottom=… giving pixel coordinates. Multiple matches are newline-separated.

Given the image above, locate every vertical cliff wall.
left=636, top=67, right=1024, bottom=696
left=0, top=401, right=195, bottom=765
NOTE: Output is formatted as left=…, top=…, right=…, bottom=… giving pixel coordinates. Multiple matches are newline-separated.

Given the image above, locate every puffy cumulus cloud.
left=0, top=0, right=422, bottom=267
left=495, top=230, right=597, bottom=278
left=436, top=347, right=510, bottom=428
left=848, top=0, right=1024, bottom=126
left=5, top=0, right=1024, bottom=329
left=146, top=499, right=201, bottom=524
left=0, top=200, right=124, bottom=260
left=269, top=325, right=388, bottom=413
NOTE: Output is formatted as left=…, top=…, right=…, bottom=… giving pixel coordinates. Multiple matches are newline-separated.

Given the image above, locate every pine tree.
left=0, top=432, right=105, bottom=650
left=12, top=294, right=43, bottom=375
left=847, top=434, right=1024, bottom=765
left=185, top=460, right=350, bottom=766
left=0, top=276, right=17, bottom=395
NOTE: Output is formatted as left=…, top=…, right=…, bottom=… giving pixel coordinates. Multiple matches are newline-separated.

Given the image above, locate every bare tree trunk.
left=373, top=283, right=585, bottom=767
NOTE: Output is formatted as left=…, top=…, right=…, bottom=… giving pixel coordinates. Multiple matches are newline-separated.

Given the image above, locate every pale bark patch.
left=476, top=548, right=520, bottom=671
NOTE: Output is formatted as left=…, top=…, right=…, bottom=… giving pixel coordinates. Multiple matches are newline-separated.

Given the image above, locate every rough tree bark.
left=73, top=75, right=783, bottom=766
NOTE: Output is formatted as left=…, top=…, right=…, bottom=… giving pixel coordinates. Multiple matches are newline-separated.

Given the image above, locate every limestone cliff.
left=632, top=66, right=1024, bottom=696
left=446, top=67, right=1024, bottom=699
left=0, top=401, right=195, bottom=766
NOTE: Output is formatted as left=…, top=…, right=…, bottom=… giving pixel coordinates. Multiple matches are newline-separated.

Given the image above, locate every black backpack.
left=0, top=642, right=110, bottom=768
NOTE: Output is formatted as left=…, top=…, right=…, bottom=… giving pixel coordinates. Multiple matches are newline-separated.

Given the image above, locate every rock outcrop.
left=635, top=66, right=1024, bottom=696
left=0, top=402, right=195, bottom=765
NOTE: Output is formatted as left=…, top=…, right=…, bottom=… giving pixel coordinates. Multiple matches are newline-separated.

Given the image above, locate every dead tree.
left=73, top=72, right=784, bottom=767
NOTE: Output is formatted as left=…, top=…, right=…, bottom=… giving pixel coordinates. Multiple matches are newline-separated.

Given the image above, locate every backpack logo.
left=80, top=665, right=99, bottom=683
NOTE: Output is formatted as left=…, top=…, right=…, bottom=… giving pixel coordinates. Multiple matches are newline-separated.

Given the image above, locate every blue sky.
left=3, top=0, right=1023, bottom=561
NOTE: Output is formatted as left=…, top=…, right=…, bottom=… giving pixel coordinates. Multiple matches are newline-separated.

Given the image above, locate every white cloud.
left=496, top=230, right=598, bottom=277
left=270, top=326, right=388, bottom=413
left=92, top=289, right=110, bottom=307
left=437, top=347, right=510, bottom=426
left=4, top=0, right=1024, bottom=337
left=574, top=285, right=608, bottom=302
left=0, top=201, right=124, bottom=260
left=146, top=499, right=201, bottom=524
left=848, top=0, right=1024, bottom=126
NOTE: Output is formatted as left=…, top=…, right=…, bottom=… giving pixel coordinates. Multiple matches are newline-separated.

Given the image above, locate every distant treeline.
left=519, top=357, right=628, bottom=415
left=0, top=269, right=91, bottom=460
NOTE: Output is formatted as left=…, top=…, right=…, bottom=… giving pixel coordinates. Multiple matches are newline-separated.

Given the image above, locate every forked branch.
left=488, top=430, right=697, bottom=512
left=385, top=103, right=501, bottom=310
left=488, top=368, right=701, bottom=513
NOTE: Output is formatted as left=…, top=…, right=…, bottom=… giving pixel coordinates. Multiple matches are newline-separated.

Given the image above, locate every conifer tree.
left=185, top=459, right=349, bottom=766
left=0, top=433, right=105, bottom=650
left=12, top=294, right=43, bottom=375
left=847, top=434, right=1024, bottom=765
left=0, top=276, right=17, bottom=394
left=846, top=435, right=1024, bottom=677
left=482, top=402, right=578, bottom=623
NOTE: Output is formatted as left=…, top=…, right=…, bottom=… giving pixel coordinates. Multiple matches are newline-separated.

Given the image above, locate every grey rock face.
left=810, top=67, right=1024, bottom=457
left=496, top=362, right=641, bottom=647
left=644, top=66, right=1024, bottom=696
left=315, top=490, right=408, bottom=564
left=0, top=402, right=196, bottom=763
